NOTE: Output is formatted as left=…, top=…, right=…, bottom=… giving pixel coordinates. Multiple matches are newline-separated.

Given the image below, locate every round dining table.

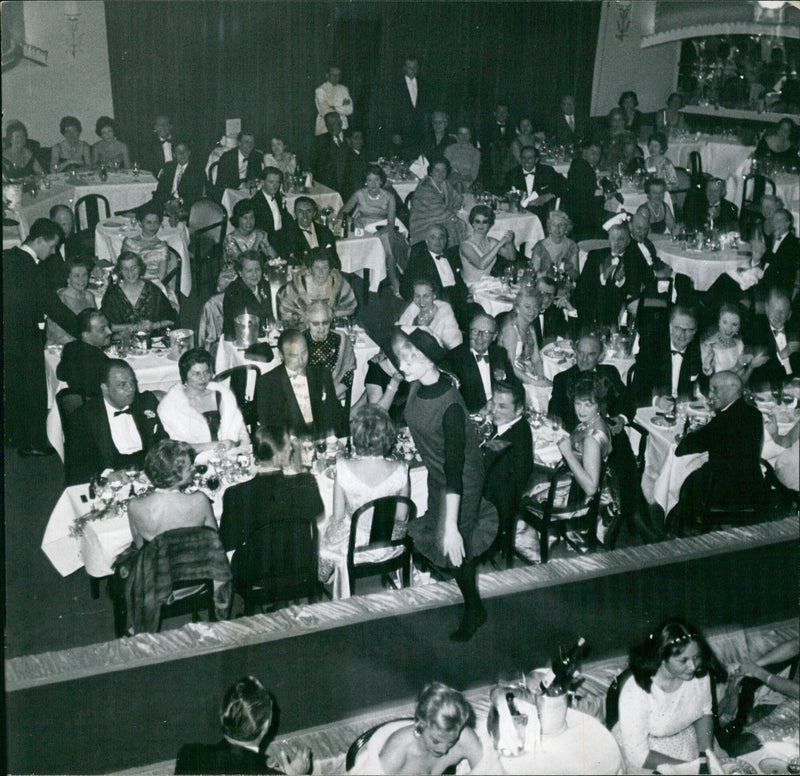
left=460, top=195, right=545, bottom=257
left=665, top=133, right=755, bottom=179
left=540, top=340, right=635, bottom=384
left=651, top=234, right=749, bottom=291
left=221, top=181, right=344, bottom=221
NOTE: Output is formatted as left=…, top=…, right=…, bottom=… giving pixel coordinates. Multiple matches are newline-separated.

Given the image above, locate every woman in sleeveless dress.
left=340, top=164, right=408, bottom=296
left=392, top=328, right=498, bottom=641
left=531, top=210, right=579, bottom=281
left=459, top=204, right=516, bottom=285
left=319, top=406, right=410, bottom=597
left=51, top=116, right=92, bottom=171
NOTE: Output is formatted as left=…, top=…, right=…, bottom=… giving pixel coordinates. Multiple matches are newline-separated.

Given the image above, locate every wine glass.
left=131, top=161, right=140, bottom=178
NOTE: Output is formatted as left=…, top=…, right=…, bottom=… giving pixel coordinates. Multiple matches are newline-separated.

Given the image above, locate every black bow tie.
left=474, top=353, right=489, bottom=362
left=114, top=407, right=132, bottom=416
left=671, top=350, right=684, bottom=357
left=301, top=227, right=313, bottom=233
left=524, top=171, right=535, bottom=177
left=772, top=328, right=785, bottom=336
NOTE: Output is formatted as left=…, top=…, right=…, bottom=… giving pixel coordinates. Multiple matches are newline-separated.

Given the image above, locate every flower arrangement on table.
left=69, top=470, right=151, bottom=538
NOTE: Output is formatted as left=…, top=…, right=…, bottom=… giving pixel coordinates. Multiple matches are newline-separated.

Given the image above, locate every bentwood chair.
left=214, top=365, right=261, bottom=433
left=188, top=199, right=227, bottom=298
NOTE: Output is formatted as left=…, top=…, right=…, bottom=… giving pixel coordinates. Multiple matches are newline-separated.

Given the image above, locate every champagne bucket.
left=233, top=314, right=260, bottom=348
left=535, top=692, right=568, bottom=736
left=169, top=328, right=194, bottom=359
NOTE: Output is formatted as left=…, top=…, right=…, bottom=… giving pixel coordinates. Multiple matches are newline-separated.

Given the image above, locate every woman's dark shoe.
left=449, top=604, right=487, bottom=642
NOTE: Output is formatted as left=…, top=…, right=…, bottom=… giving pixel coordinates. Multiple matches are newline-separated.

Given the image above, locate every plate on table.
left=759, top=757, right=790, bottom=774
left=651, top=414, right=676, bottom=428
left=127, top=348, right=149, bottom=357
left=104, top=219, right=125, bottom=228
left=717, top=756, right=758, bottom=775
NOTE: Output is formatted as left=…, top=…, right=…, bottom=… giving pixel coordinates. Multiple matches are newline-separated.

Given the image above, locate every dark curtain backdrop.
left=105, top=1, right=600, bottom=169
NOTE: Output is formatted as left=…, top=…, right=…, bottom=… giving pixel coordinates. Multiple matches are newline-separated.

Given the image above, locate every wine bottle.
left=505, top=692, right=519, bottom=716
left=550, top=636, right=587, bottom=695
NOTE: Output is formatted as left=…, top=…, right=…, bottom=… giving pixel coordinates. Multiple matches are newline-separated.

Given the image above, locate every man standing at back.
left=315, top=65, right=353, bottom=137
left=312, top=113, right=352, bottom=195
left=386, top=57, right=427, bottom=160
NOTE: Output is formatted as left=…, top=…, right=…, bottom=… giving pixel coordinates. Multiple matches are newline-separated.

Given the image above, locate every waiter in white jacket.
left=315, top=66, right=354, bottom=136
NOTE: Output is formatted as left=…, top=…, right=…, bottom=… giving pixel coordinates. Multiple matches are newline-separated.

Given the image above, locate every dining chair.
left=739, top=173, right=776, bottom=234
left=689, top=150, right=703, bottom=180
left=162, top=245, right=182, bottom=297
left=230, top=514, right=320, bottom=616
left=188, top=199, right=227, bottom=298
left=516, top=460, right=606, bottom=564
left=74, top=193, right=111, bottom=237
left=672, top=166, right=691, bottom=220
left=603, top=667, right=631, bottom=730
left=347, top=495, right=416, bottom=596
left=214, top=364, right=261, bottom=433
left=198, top=292, right=224, bottom=356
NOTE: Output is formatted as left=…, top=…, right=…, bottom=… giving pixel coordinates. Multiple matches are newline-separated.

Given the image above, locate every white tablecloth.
left=730, top=159, right=800, bottom=230
left=337, top=233, right=387, bottom=292
left=221, top=182, right=344, bottom=221
left=94, top=218, right=192, bottom=296
left=652, top=235, right=747, bottom=291
left=44, top=347, right=181, bottom=459
left=214, top=326, right=380, bottom=404
left=11, top=173, right=158, bottom=239
left=389, top=177, right=419, bottom=202
left=468, top=276, right=519, bottom=318
left=541, top=341, right=634, bottom=384
left=665, top=135, right=755, bottom=179
left=42, top=463, right=429, bottom=589
left=460, top=197, right=545, bottom=258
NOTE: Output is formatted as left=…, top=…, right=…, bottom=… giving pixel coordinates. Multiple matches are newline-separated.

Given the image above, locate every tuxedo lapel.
left=90, top=403, right=118, bottom=466
left=279, top=366, right=305, bottom=432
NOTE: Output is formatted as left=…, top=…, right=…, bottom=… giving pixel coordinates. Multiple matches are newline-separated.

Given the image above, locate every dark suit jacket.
left=213, top=147, right=264, bottom=198
left=684, top=196, right=739, bottom=233
left=575, top=248, right=629, bottom=330
left=675, top=397, right=764, bottom=507
left=175, top=739, right=281, bottom=775
left=153, top=160, right=206, bottom=208
left=480, top=120, right=513, bottom=191
left=275, top=220, right=339, bottom=267
left=256, top=364, right=341, bottom=438
left=143, top=136, right=174, bottom=178
left=447, top=342, right=519, bottom=413
left=549, top=363, right=633, bottom=432
left=65, top=392, right=164, bottom=485
left=386, top=76, right=428, bottom=157
left=38, top=251, right=71, bottom=291
left=401, top=241, right=468, bottom=311
left=761, top=231, right=800, bottom=298
left=222, top=276, right=273, bottom=340
left=422, top=132, right=455, bottom=162
left=632, top=335, right=702, bottom=407
left=249, top=189, right=294, bottom=243
left=504, top=163, right=565, bottom=201
left=56, top=340, right=111, bottom=398
left=483, top=416, right=533, bottom=525
left=533, top=306, right=572, bottom=349
left=312, top=133, right=352, bottom=194
left=566, top=157, right=605, bottom=239
left=552, top=112, right=584, bottom=146
left=746, top=314, right=800, bottom=387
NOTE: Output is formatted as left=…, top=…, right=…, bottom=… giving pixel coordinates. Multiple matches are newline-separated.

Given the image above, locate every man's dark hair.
left=24, top=218, right=62, bottom=244
left=77, top=308, right=106, bottom=336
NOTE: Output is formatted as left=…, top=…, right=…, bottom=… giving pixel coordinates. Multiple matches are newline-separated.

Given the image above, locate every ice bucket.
left=234, top=314, right=260, bottom=348
left=168, top=328, right=194, bottom=359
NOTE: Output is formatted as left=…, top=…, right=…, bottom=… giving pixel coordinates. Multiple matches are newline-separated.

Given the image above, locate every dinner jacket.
left=222, top=276, right=273, bottom=340
left=175, top=740, right=281, bottom=775
left=480, top=119, right=514, bottom=191
left=549, top=363, right=633, bottom=433
left=153, top=159, right=206, bottom=208
left=631, top=333, right=702, bottom=407
left=670, top=397, right=764, bottom=522
left=213, top=147, right=264, bottom=199
left=56, top=339, right=111, bottom=398
left=761, top=231, right=800, bottom=298
left=447, top=341, right=519, bottom=413
left=574, top=247, right=630, bottom=330
left=256, top=364, right=341, bottom=438
left=504, top=163, right=565, bottom=202
left=401, top=241, right=469, bottom=310
left=551, top=112, right=585, bottom=146
left=312, top=132, right=352, bottom=195
left=532, top=306, right=572, bottom=349
left=3, top=246, right=79, bottom=447
left=482, top=416, right=533, bottom=529
left=745, top=314, right=800, bottom=386
left=566, top=157, right=605, bottom=239
left=249, top=189, right=294, bottom=243
left=143, top=135, right=174, bottom=178
left=623, top=239, right=665, bottom=301
left=65, top=391, right=164, bottom=485
left=684, top=196, right=739, bottom=233
left=386, top=75, right=428, bottom=158
left=275, top=219, right=339, bottom=267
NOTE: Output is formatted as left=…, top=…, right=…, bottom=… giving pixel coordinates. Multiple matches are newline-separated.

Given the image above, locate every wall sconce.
left=615, top=0, right=633, bottom=42
left=64, top=1, right=83, bottom=58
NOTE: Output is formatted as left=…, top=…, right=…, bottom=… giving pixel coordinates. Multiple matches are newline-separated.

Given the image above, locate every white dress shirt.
left=496, top=415, right=523, bottom=438
left=171, top=162, right=187, bottom=198
left=430, top=251, right=456, bottom=287
left=636, top=239, right=654, bottom=266
left=237, top=151, right=249, bottom=180
left=301, top=224, right=319, bottom=249
left=472, top=348, right=492, bottom=400
left=287, top=370, right=314, bottom=425
left=523, top=169, right=536, bottom=198
left=670, top=348, right=684, bottom=398
left=161, top=139, right=173, bottom=163
left=104, top=400, right=143, bottom=454
left=565, top=114, right=575, bottom=131
left=405, top=76, right=418, bottom=108
left=772, top=327, right=791, bottom=373
left=263, top=192, right=282, bottom=231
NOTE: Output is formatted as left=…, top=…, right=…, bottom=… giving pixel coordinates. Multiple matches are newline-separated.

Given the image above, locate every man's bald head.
left=708, top=371, right=742, bottom=410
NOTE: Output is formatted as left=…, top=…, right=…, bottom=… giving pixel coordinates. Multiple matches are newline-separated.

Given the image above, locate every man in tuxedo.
left=760, top=209, right=800, bottom=300
left=276, top=196, right=339, bottom=268
left=65, top=360, right=165, bottom=484
left=3, top=218, right=78, bottom=454
left=482, top=380, right=533, bottom=565
left=57, top=310, right=112, bottom=398
left=153, top=142, right=205, bottom=209
left=145, top=115, right=174, bottom=177
left=575, top=223, right=634, bottom=331
left=566, top=140, right=608, bottom=240
left=552, top=94, right=582, bottom=146
left=481, top=102, right=513, bottom=192
left=632, top=303, right=702, bottom=408
left=684, top=178, right=739, bottom=233
left=386, top=57, right=427, bottom=159
left=256, top=330, right=341, bottom=437
left=447, top=312, right=518, bottom=412
left=50, top=204, right=85, bottom=264
left=667, top=371, right=765, bottom=535
left=213, top=131, right=264, bottom=199
left=401, top=224, right=469, bottom=324
left=345, top=128, right=369, bottom=199
left=250, top=166, right=293, bottom=244
left=533, top=276, right=574, bottom=348
left=312, top=112, right=352, bottom=195
left=746, top=287, right=800, bottom=388
left=503, top=145, right=565, bottom=224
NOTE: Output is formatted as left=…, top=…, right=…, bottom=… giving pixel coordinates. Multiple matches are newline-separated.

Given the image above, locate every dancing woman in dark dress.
left=392, top=328, right=497, bottom=641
